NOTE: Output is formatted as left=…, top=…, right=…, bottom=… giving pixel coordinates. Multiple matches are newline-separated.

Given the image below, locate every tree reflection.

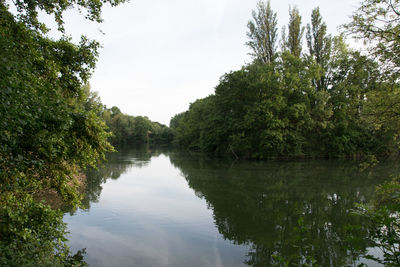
left=78, top=145, right=168, bottom=211
left=73, top=147, right=399, bottom=266
left=169, top=153, right=397, bottom=266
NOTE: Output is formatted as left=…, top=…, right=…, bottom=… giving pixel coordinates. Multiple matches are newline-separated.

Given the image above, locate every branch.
left=390, top=0, right=400, bottom=17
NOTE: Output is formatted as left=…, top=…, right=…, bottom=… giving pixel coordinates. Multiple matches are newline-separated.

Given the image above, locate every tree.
left=110, top=106, right=122, bottom=116
left=246, top=0, right=278, bottom=64
left=104, top=108, right=172, bottom=145
left=346, top=4, right=400, bottom=264
left=170, top=96, right=219, bottom=152
left=346, top=0, right=400, bottom=78
left=170, top=1, right=397, bottom=160
left=283, top=6, right=304, bottom=57
left=346, top=0, right=400, bottom=156
left=0, top=0, right=124, bottom=264
left=11, top=0, right=125, bottom=33
left=306, top=7, right=332, bottom=91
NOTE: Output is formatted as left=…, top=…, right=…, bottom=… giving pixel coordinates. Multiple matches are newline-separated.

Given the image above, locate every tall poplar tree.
left=283, top=6, right=304, bottom=57
left=306, top=7, right=332, bottom=90
left=246, top=0, right=278, bottom=64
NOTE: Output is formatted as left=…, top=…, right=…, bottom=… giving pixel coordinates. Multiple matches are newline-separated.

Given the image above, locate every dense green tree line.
left=170, top=1, right=400, bottom=159
left=79, top=89, right=173, bottom=146
left=102, top=106, right=173, bottom=145
left=0, top=0, right=124, bottom=265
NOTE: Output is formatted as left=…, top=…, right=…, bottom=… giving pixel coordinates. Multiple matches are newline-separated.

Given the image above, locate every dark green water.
left=64, top=147, right=399, bottom=266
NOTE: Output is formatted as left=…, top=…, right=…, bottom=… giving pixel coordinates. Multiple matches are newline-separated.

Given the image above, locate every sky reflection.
left=64, top=153, right=247, bottom=267
left=64, top=148, right=398, bottom=266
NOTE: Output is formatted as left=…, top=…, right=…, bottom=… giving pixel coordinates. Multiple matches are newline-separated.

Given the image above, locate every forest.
left=102, top=105, right=173, bottom=146
left=1, top=0, right=400, bottom=265
left=170, top=1, right=400, bottom=160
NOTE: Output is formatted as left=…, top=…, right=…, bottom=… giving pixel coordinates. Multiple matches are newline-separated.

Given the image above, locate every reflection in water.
left=168, top=153, right=395, bottom=266
left=66, top=148, right=399, bottom=266
left=80, top=145, right=167, bottom=211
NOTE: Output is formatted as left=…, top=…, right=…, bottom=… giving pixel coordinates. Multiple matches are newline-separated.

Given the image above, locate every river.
left=64, top=146, right=398, bottom=266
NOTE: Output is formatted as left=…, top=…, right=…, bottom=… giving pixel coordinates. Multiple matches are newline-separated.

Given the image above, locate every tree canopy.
left=283, top=6, right=304, bottom=57
left=103, top=107, right=173, bottom=146
left=246, top=0, right=278, bottom=64
left=0, top=0, right=123, bottom=264
left=170, top=1, right=400, bottom=161
left=346, top=0, right=400, bottom=78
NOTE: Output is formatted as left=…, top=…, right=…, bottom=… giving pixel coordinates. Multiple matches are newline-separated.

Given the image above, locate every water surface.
left=64, top=147, right=398, bottom=266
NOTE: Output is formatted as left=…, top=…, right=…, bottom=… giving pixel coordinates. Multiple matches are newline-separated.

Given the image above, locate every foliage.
left=345, top=0, right=400, bottom=137
left=0, top=0, right=122, bottom=264
left=351, top=178, right=400, bottom=266
left=306, top=7, right=332, bottom=91
left=170, top=95, right=219, bottom=151
left=0, top=193, right=87, bottom=266
left=170, top=2, right=400, bottom=160
left=11, top=0, right=126, bottom=32
left=337, top=0, right=400, bottom=265
left=103, top=107, right=173, bottom=145
left=282, top=6, right=304, bottom=57
left=246, top=0, right=278, bottom=64
left=171, top=47, right=386, bottom=159
left=346, top=0, right=400, bottom=78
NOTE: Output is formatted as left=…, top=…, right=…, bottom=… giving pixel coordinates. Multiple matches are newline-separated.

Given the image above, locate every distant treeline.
left=103, top=106, right=173, bottom=145
left=169, top=3, right=400, bottom=159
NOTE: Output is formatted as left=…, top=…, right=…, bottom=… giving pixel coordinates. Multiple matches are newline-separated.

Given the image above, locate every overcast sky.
left=54, top=0, right=362, bottom=125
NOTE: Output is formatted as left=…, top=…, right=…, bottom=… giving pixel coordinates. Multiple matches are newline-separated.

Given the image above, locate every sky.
left=48, top=0, right=362, bottom=125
